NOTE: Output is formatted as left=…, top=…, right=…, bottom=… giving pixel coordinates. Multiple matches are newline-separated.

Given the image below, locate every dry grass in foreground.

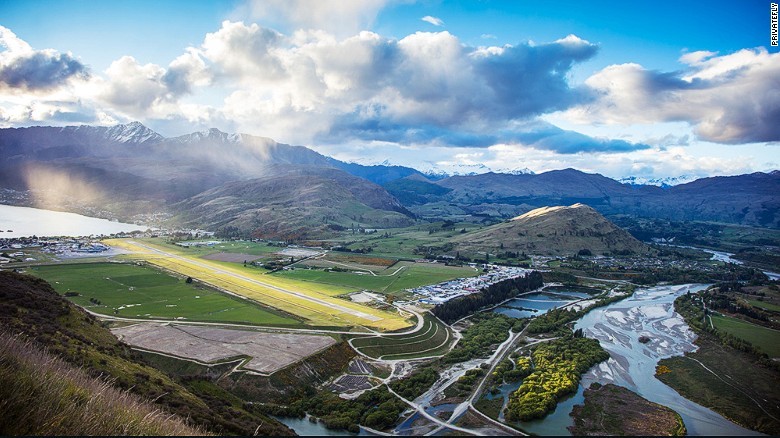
left=0, top=330, right=207, bottom=436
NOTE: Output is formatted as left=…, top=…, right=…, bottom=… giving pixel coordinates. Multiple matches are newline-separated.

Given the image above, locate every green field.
left=272, top=261, right=477, bottom=295
left=351, top=314, right=456, bottom=360
left=29, top=263, right=300, bottom=326
left=324, top=222, right=484, bottom=259
left=148, top=239, right=282, bottom=257
left=106, top=239, right=411, bottom=330
left=656, top=335, right=780, bottom=434
left=747, top=299, right=780, bottom=313
left=711, top=314, right=780, bottom=357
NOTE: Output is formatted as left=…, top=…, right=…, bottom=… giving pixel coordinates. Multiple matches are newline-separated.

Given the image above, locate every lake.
left=493, top=288, right=589, bottom=319
left=0, top=204, right=146, bottom=238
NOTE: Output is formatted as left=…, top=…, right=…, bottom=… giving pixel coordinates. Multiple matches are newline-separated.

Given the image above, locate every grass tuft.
left=0, top=331, right=207, bottom=436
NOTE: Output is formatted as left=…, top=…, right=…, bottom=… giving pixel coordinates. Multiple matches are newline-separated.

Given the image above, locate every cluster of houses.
left=410, top=265, right=531, bottom=304
left=0, top=237, right=112, bottom=264
left=587, top=255, right=722, bottom=273
left=174, top=240, right=222, bottom=248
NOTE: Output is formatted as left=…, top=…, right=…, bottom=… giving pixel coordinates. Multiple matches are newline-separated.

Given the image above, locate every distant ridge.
left=0, top=122, right=777, bottom=229
left=174, top=165, right=415, bottom=239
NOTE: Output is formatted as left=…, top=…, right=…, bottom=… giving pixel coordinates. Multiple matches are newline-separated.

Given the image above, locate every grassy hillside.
left=174, top=166, right=414, bottom=240
left=383, top=176, right=453, bottom=205
left=0, top=331, right=206, bottom=436
left=451, top=203, right=650, bottom=256
left=0, top=270, right=293, bottom=436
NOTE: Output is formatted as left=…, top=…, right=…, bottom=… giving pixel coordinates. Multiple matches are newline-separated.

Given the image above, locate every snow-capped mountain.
left=618, top=175, right=700, bottom=188
left=64, top=121, right=164, bottom=145
left=347, top=159, right=534, bottom=178
left=492, top=166, right=536, bottom=176
left=171, top=127, right=244, bottom=144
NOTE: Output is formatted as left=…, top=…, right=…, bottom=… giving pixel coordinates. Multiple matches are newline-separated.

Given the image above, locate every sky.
left=0, top=0, right=778, bottom=179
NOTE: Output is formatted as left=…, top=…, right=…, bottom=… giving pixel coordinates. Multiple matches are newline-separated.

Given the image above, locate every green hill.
left=0, top=270, right=293, bottom=436
left=451, top=203, right=650, bottom=257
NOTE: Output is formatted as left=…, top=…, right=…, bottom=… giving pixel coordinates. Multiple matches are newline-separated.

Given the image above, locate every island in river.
left=569, top=383, right=686, bottom=436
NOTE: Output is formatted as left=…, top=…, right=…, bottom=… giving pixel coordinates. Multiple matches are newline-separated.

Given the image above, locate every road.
left=385, top=384, right=483, bottom=436
left=422, top=327, right=530, bottom=436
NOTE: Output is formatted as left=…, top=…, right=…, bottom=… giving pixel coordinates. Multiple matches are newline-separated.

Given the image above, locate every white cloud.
left=2, top=18, right=773, bottom=181
left=241, top=0, right=389, bottom=36
left=99, top=56, right=169, bottom=113
left=201, top=21, right=286, bottom=82
left=180, top=22, right=601, bottom=147
left=0, top=21, right=606, bottom=148
left=421, top=16, right=444, bottom=26
left=564, top=47, right=780, bottom=144
left=0, top=26, right=89, bottom=92
left=163, top=48, right=212, bottom=94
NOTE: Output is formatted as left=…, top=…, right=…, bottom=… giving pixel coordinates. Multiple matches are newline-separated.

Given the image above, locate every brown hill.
left=451, top=203, right=650, bottom=256
left=174, top=165, right=414, bottom=240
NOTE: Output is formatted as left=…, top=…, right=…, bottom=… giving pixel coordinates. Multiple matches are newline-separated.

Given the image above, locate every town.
left=410, top=264, right=531, bottom=304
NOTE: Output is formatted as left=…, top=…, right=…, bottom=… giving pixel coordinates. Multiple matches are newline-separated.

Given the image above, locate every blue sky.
left=0, top=0, right=778, bottom=179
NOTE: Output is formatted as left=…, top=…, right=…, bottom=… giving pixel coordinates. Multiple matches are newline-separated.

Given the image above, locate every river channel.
left=491, top=284, right=761, bottom=436
left=279, top=284, right=762, bottom=436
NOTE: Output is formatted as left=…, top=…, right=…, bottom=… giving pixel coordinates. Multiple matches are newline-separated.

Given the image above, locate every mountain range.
left=0, top=122, right=778, bottom=235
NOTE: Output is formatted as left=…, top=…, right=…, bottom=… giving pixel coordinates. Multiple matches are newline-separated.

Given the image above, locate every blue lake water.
left=493, top=290, right=582, bottom=319
left=275, top=414, right=382, bottom=436
left=0, top=204, right=146, bottom=238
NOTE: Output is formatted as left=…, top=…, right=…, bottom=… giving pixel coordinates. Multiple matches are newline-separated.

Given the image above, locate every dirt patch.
left=112, top=323, right=336, bottom=374
left=325, top=253, right=397, bottom=267
left=202, top=253, right=264, bottom=263
left=278, top=248, right=323, bottom=258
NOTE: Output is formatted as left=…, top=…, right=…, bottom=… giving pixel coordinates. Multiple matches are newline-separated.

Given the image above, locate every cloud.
left=511, top=122, right=650, bottom=154
left=190, top=22, right=599, bottom=145
left=322, top=114, right=648, bottom=154
left=162, top=48, right=212, bottom=95
left=98, top=56, right=173, bottom=115
left=421, top=16, right=444, bottom=26
left=241, top=0, right=389, bottom=36
left=0, top=21, right=645, bottom=162
left=0, top=26, right=212, bottom=127
left=0, top=26, right=89, bottom=91
left=565, top=47, right=780, bottom=144
left=201, top=20, right=286, bottom=82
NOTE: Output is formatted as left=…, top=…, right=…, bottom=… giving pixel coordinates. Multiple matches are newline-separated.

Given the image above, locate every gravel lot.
left=113, top=323, right=336, bottom=374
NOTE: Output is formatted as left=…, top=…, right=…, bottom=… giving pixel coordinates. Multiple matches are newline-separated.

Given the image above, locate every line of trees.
left=432, top=271, right=544, bottom=324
